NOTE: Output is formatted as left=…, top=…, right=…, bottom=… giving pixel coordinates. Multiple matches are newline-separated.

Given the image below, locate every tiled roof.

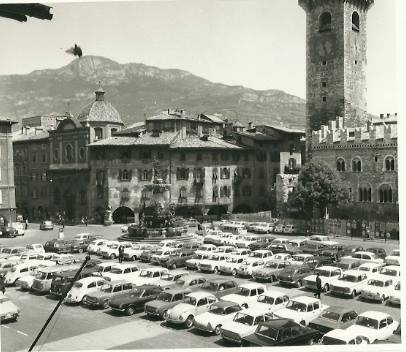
left=13, top=130, right=49, bottom=142
left=88, top=136, right=136, bottom=146
left=0, top=116, right=17, bottom=124
left=77, top=100, right=123, bottom=125
left=261, top=124, right=305, bottom=134
left=200, top=113, right=226, bottom=124
left=133, top=131, right=179, bottom=145
left=115, top=122, right=145, bottom=135
left=170, top=134, right=244, bottom=149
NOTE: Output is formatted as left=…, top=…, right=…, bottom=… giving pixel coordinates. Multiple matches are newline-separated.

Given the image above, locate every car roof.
left=382, top=265, right=400, bottom=271
left=343, top=270, right=365, bottom=276
left=77, top=276, right=105, bottom=284
left=239, top=307, right=268, bottom=316
left=142, top=267, right=168, bottom=272
left=109, top=279, right=131, bottom=285
left=253, top=250, right=271, bottom=254
left=188, top=291, right=216, bottom=299
left=212, top=300, right=240, bottom=309
left=323, top=306, right=355, bottom=314
left=324, top=329, right=354, bottom=340
left=112, top=263, right=138, bottom=269
left=180, top=274, right=206, bottom=281
left=293, top=253, right=313, bottom=257
left=207, top=278, right=235, bottom=284
left=360, top=311, right=391, bottom=320
left=317, top=266, right=340, bottom=271
left=339, top=258, right=360, bottom=263
left=291, top=296, right=319, bottom=304
left=368, top=273, right=394, bottom=281
left=359, top=262, right=382, bottom=268
left=239, top=283, right=266, bottom=289
left=354, top=251, right=375, bottom=255
left=257, top=319, right=298, bottom=329
left=260, top=290, right=285, bottom=298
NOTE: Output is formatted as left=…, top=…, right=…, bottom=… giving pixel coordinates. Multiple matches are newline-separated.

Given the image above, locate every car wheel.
left=102, top=300, right=109, bottom=309
left=213, top=267, right=219, bottom=275
left=232, top=269, right=237, bottom=277
left=78, top=248, right=83, bottom=253
left=242, top=303, right=248, bottom=309
left=381, top=295, right=386, bottom=303
left=300, top=320, right=306, bottom=326
left=308, top=338, right=315, bottom=345
left=351, top=290, right=357, bottom=298
left=323, top=284, right=329, bottom=292
left=110, top=254, right=116, bottom=260
left=131, top=255, right=137, bottom=261
left=162, top=310, right=169, bottom=320
left=214, top=325, right=222, bottom=336
left=172, top=263, right=177, bottom=270
left=125, top=306, right=136, bottom=316
left=185, top=315, right=194, bottom=328
left=271, top=275, right=277, bottom=283
left=296, top=280, right=303, bottom=288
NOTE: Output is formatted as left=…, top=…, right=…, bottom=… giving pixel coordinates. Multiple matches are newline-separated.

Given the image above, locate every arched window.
left=379, top=185, right=394, bottom=203
left=121, top=169, right=130, bottom=181
left=79, top=147, right=86, bottom=161
left=143, top=169, right=149, bottom=181
left=319, top=12, right=332, bottom=32
left=220, top=186, right=230, bottom=198
left=352, top=12, right=360, bottom=32
left=336, top=158, right=346, bottom=172
left=221, top=167, right=230, bottom=179
left=111, top=128, right=118, bottom=135
left=94, top=128, right=103, bottom=140
left=384, top=156, right=395, bottom=171
left=352, top=158, right=362, bottom=172
left=65, top=144, right=74, bottom=162
left=288, top=158, right=297, bottom=169
left=358, top=185, right=372, bottom=202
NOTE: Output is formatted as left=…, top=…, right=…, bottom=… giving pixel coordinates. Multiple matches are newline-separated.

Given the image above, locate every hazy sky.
left=0, top=0, right=398, bottom=114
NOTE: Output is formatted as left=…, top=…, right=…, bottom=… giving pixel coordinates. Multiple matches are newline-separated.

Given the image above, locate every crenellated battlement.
left=312, top=115, right=397, bottom=148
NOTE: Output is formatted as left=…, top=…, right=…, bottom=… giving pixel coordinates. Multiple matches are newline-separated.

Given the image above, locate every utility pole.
left=28, top=255, right=91, bottom=352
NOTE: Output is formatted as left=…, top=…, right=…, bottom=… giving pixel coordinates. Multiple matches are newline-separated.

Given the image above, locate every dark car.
left=365, top=247, right=387, bottom=260
left=335, top=258, right=362, bottom=271
left=49, top=267, right=102, bottom=297
left=0, top=226, right=18, bottom=238
left=308, top=307, right=358, bottom=335
left=144, top=288, right=191, bottom=319
left=301, top=242, right=328, bottom=255
left=198, top=278, right=239, bottom=298
left=248, top=236, right=276, bottom=251
left=70, top=239, right=92, bottom=253
left=278, top=265, right=314, bottom=287
left=242, top=319, right=320, bottom=346
left=163, top=249, right=196, bottom=269
left=140, top=248, right=159, bottom=263
left=252, top=260, right=291, bottom=282
left=44, top=239, right=74, bottom=254
left=267, top=243, right=300, bottom=255
left=319, top=245, right=364, bottom=260
left=108, top=285, right=163, bottom=316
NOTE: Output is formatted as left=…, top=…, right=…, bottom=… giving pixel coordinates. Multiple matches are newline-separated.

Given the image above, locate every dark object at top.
left=66, top=44, right=83, bottom=58
left=0, top=3, right=53, bottom=22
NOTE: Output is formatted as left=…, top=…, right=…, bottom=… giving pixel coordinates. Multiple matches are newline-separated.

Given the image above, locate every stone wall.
left=275, top=174, right=299, bottom=210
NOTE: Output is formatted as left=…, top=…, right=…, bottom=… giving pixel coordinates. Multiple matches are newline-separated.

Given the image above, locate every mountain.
left=0, top=56, right=305, bottom=129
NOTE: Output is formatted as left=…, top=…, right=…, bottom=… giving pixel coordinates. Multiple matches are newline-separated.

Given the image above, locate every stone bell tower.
left=299, top=0, right=374, bottom=158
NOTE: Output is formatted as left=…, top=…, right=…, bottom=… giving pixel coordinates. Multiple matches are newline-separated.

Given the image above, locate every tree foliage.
left=286, top=162, right=350, bottom=218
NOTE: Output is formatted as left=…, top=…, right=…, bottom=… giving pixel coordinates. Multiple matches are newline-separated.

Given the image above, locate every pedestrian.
left=25, top=218, right=28, bottom=230
left=84, top=216, right=88, bottom=227
left=81, top=216, right=85, bottom=226
left=0, top=274, right=5, bottom=295
left=314, top=272, right=322, bottom=300
left=118, top=245, right=124, bottom=263
left=385, top=232, right=390, bottom=243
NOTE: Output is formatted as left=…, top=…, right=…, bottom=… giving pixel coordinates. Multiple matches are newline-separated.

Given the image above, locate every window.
left=197, top=298, right=207, bottom=306
left=212, top=186, right=219, bottom=202
left=119, top=169, right=131, bottom=181
left=111, top=128, right=118, bottom=135
left=322, top=81, right=327, bottom=88
left=288, top=158, right=296, bottom=169
left=220, top=186, right=230, bottom=198
left=322, top=60, right=327, bottom=66
left=358, top=185, right=372, bottom=202
left=212, top=168, right=218, bottom=182
left=352, top=12, right=360, bottom=32
left=379, top=184, right=394, bottom=203
left=352, top=158, right=362, bottom=172
left=176, top=168, right=189, bottom=180
left=42, top=153, right=46, bottom=163
left=65, top=144, right=74, bottom=162
left=220, top=168, right=230, bottom=179
left=94, top=128, right=103, bottom=140
left=336, top=158, right=346, bottom=172
left=319, top=12, right=332, bottom=32
left=139, top=169, right=151, bottom=182
left=322, top=96, right=327, bottom=102
left=79, top=147, right=86, bottom=161
left=384, top=156, right=395, bottom=171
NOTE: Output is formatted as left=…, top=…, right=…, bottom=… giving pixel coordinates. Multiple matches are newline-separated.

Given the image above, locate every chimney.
left=380, top=114, right=384, bottom=119
left=387, top=113, right=390, bottom=118
left=248, top=122, right=253, bottom=130
left=395, top=113, right=398, bottom=117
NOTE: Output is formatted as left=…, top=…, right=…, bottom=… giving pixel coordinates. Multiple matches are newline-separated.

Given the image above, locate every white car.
left=274, top=224, right=285, bottom=233
left=274, top=296, right=329, bottom=325
left=103, top=263, right=140, bottom=281
left=129, top=268, right=169, bottom=286
left=269, top=253, right=292, bottom=262
left=150, top=247, right=179, bottom=265
left=387, top=281, right=401, bottom=306
left=98, top=241, right=121, bottom=256
left=283, top=225, right=296, bottom=234
left=4, top=260, right=40, bottom=285
left=359, top=274, right=398, bottom=303
left=342, top=251, right=384, bottom=265
left=0, top=294, right=20, bottom=322
left=236, top=259, right=266, bottom=277
left=219, top=255, right=246, bottom=276
left=65, top=276, right=107, bottom=304
left=271, top=237, right=289, bottom=245
left=87, top=239, right=110, bottom=254
left=321, top=329, right=370, bottom=345
left=25, top=244, right=45, bottom=254
left=357, top=262, right=385, bottom=277
left=329, top=270, right=368, bottom=297
left=198, top=253, right=230, bottom=274
left=195, top=244, right=217, bottom=256
left=193, top=300, right=242, bottom=335
left=380, top=265, right=400, bottom=279
left=217, top=233, right=242, bottom=247
left=288, top=238, right=308, bottom=248
left=203, top=230, right=223, bottom=245
left=121, top=223, right=136, bottom=233
left=123, top=244, right=154, bottom=261
left=236, top=235, right=260, bottom=248
left=221, top=283, right=266, bottom=308
left=220, top=308, right=272, bottom=345
left=100, top=242, right=133, bottom=260
left=165, top=291, right=217, bottom=328
left=95, top=262, right=116, bottom=275
left=303, top=266, right=343, bottom=292
left=185, top=253, right=211, bottom=270
left=345, top=311, right=399, bottom=343
left=249, top=290, right=289, bottom=314
left=213, top=245, right=235, bottom=255
left=251, top=223, right=273, bottom=234
left=247, top=250, right=273, bottom=261
left=385, top=249, right=400, bottom=266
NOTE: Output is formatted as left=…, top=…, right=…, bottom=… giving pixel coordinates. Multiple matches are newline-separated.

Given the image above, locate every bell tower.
left=299, top=0, right=374, bottom=158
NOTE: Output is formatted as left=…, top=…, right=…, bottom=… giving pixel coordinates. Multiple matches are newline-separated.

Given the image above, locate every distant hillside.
left=0, top=56, right=306, bottom=129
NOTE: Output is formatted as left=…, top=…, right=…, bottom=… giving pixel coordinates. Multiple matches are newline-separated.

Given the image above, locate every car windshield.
left=287, top=301, right=307, bottom=312
left=227, top=257, right=240, bottom=263
left=367, top=279, right=384, bottom=287
left=381, top=268, right=398, bottom=277
left=321, top=310, right=341, bottom=321
left=394, top=282, right=400, bottom=290
left=200, top=282, right=219, bottom=292
left=157, top=292, right=173, bottom=302
left=210, top=255, right=221, bottom=261
left=209, top=306, right=228, bottom=315
left=155, top=251, right=163, bottom=256
left=339, top=274, right=359, bottom=282
left=356, top=316, right=378, bottom=329
left=391, top=250, right=400, bottom=256
left=233, top=312, right=254, bottom=325
left=250, top=252, right=264, bottom=258
left=37, top=272, right=49, bottom=280
left=100, top=284, right=113, bottom=292
left=256, top=325, right=278, bottom=340
left=183, top=296, right=197, bottom=306
left=73, top=282, right=83, bottom=288
left=161, top=273, right=174, bottom=281
left=292, top=256, right=305, bottom=262
left=3, top=249, right=11, bottom=254
left=322, top=336, right=347, bottom=345
left=315, top=269, right=331, bottom=277
left=265, top=262, right=279, bottom=269
left=237, top=287, right=251, bottom=296
left=140, top=270, right=154, bottom=278
left=110, top=268, right=123, bottom=274
left=257, top=295, right=274, bottom=304
left=358, top=266, right=371, bottom=272
left=282, top=268, right=298, bottom=275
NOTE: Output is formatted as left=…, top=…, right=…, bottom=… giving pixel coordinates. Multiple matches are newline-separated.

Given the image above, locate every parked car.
left=380, top=265, right=401, bottom=279
left=219, top=255, right=246, bottom=276
left=0, top=259, right=21, bottom=276
left=144, top=287, right=191, bottom=319
left=195, top=244, right=217, bottom=256
left=82, top=280, right=135, bottom=309
left=185, top=253, right=211, bottom=270
left=25, top=243, right=45, bottom=254
left=100, top=242, right=134, bottom=260
left=303, top=266, right=343, bottom=292
left=384, top=249, right=400, bottom=266
left=268, top=253, right=293, bottom=262
left=65, top=276, right=107, bottom=304
left=274, top=224, right=285, bottom=233
left=278, top=265, right=314, bottom=288
left=108, top=284, right=163, bottom=316
left=374, top=319, right=401, bottom=344
left=0, top=246, right=26, bottom=259
left=290, top=254, right=318, bottom=268
left=301, top=242, right=329, bottom=256
left=150, top=248, right=180, bottom=265
left=44, top=239, right=73, bottom=254
left=129, top=268, right=169, bottom=286
left=251, top=223, right=274, bottom=234
left=365, top=247, right=387, bottom=260
left=345, top=311, right=399, bottom=343
left=308, top=306, right=358, bottom=334
left=86, top=239, right=109, bottom=255
left=40, top=220, right=54, bottom=230
left=139, top=248, right=160, bottom=263
left=4, top=261, right=40, bottom=285
left=220, top=308, right=272, bottom=345
left=11, top=222, right=25, bottom=236
left=172, top=274, right=207, bottom=291
left=0, top=294, right=20, bottom=323
left=164, top=250, right=195, bottom=269
left=193, top=300, right=242, bottom=335
left=321, top=329, right=370, bottom=345
left=165, top=291, right=217, bottom=328
left=283, top=225, right=296, bottom=234
left=221, top=283, right=266, bottom=308
left=123, top=243, right=154, bottom=261
left=0, top=226, right=17, bottom=238
left=342, top=251, right=384, bottom=265
left=242, top=319, right=320, bottom=346
left=357, top=262, right=385, bottom=277
left=267, top=243, right=300, bottom=255
left=102, top=263, right=140, bottom=282
left=329, top=270, right=368, bottom=297
left=251, top=260, right=291, bottom=282
left=249, top=290, right=289, bottom=314
left=236, top=259, right=266, bottom=278
left=198, top=253, right=230, bottom=274
left=152, top=270, right=189, bottom=289
left=335, top=258, right=362, bottom=271
left=199, top=278, right=239, bottom=298
left=274, top=296, right=328, bottom=326
left=387, top=281, right=401, bottom=306
left=359, top=274, right=397, bottom=303
left=248, top=237, right=275, bottom=251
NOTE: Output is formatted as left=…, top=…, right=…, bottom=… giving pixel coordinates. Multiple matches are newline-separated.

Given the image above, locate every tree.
left=286, top=162, right=350, bottom=218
